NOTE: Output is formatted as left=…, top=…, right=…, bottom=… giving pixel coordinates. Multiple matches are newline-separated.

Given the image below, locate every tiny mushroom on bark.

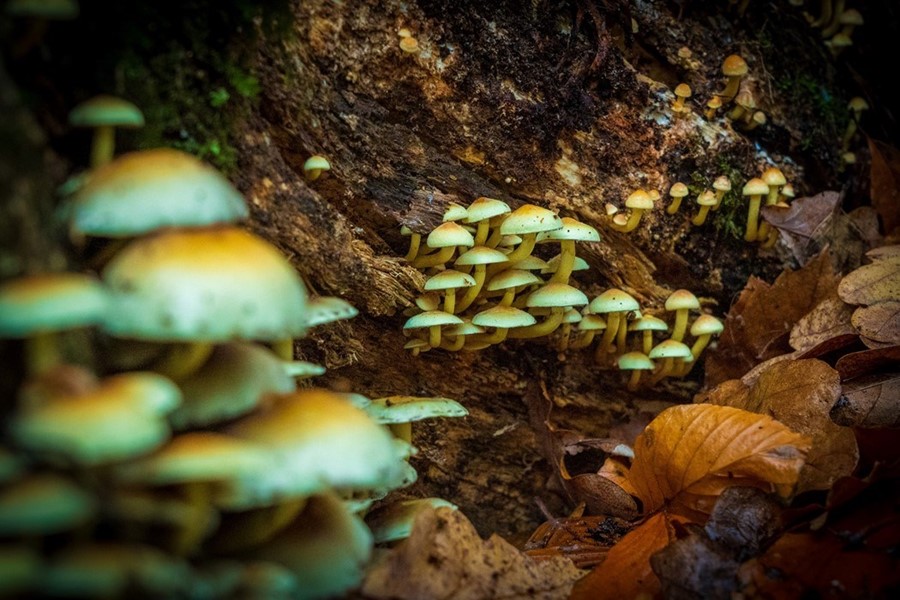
left=719, top=54, right=748, bottom=103
left=742, top=177, right=769, bottom=242
left=756, top=167, right=786, bottom=242
left=68, top=95, right=144, bottom=168
left=303, top=155, right=331, bottom=181
left=649, top=340, right=693, bottom=383
left=535, top=217, right=600, bottom=284
left=681, top=314, right=724, bottom=374
left=569, top=314, right=607, bottom=349
left=497, top=204, right=563, bottom=264
left=507, top=283, right=588, bottom=339
left=667, top=182, right=689, bottom=214
left=412, top=222, right=474, bottom=269
left=672, top=83, right=691, bottom=114
left=628, top=315, right=668, bottom=355
left=589, top=288, right=640, bottom=357
left=842, top=96, right=869, bottom=151
left=399, top=36, right=419, bottom=54
left=618, top=352, right=655, bottom=391
left=403, top=310, right=463, bottom=349
left=691, top=190, right=717, bottom=226
left=423, top=269, right=476, bottom=314
left=712, top=176, right=731, bottom=211
left=665, top=289, right=700, bottom=342
left=440, top=320, right=484, bottom=351
left=705, top=95, right=722, bottom=119
left=464, top=197, right=510, bottom=245
left=485, top=268, right=541, bottom=306
left=611, top=189, right=654, bottom=233
left=471, top=305, right=536, bottom=345
left=363, top=395, right=467, bottom=443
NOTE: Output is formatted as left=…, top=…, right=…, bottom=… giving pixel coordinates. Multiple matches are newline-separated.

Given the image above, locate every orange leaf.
left=569, top=512, right=677, bottom=600
left=868, top=139, right=900, bottom=234
left=626, top=404, right=811, bottom=517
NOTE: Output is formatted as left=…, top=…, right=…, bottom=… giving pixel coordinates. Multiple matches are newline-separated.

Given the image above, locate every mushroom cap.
left=722, top=54, right=748, bottom=76
left=713, top=176, right=732, bottom=192
left=445, top=320, right=484, bottom=337
left=403, top=338, right=431, bottom=351
left=305, top=296, right=359, bottom=328
left=499, top=204, right=563, bottom=235
left=0, top=474, right=95, bottom=536
left=690, top=314, right=724, bottom=336
left=625, top=189, right=654, bottom=210
left=455, top=246, right=508, bottom=267
left=442, top=203, right=469, bottom=222
left=399, top=37, right=419, bottom=53
left=696, top=190, right=717, bottom=206
left=742, top=178, right=769, bottom=196
left=734, top=89, right=756, bottom=110
left=839, top=9, right=863, bottom=26
left=562, top=308, right=583, bottom=324
left=0, top=273, right=107, bottom=337
left=706, top=96, right=722, bottom=109
left=102, top=227, right=309, bottom=342
left=364, top=396, right=468, bottom=424
left=365, top=497, right=458, bottom=544
left=542, top=254, right=589, bottom=274
left=750, top=111, right=766, bottom=126
left=669, top=182, right=689, bottom=198
left=485, top=269, right=541, bottom=291
left=472, top=306, right=536, bottom=328
left=403, top=310, right=463, bottom=330
left=425, top=222, right=475, bottom=249
left=761, top=167, right=787, bottom=187
left=71, top=148, right=248, bottom=237
left=68, top=95, right=144, bottom=128
left=113, top=432, right=272, bottom=487
left=589, top=288, right=639, bottom=314
left=665, top=289, right=700, bottom=311
left=629, top=315, right=668, bottom=332
left=424, top=270, right=476, bottom=291
left=414, top=293, right=440, bottom=312
left=226, top=390, right=404, bottom=501
left=511, top=255, right=550, bottom=271
left=612, top=213, right=629, bottom=227
left=780, top=183, right=795, bottom=199
left=526, top=283, right=589, bottom=308
left=648, top=339, right=692, bottom=359
left=303, top=155, right=331, bottom=173
left=578, top=314, right=607, bottom=331
left=11, top=372, right=180, bottom=465
left=6, top=0, right=79, bottom=18
left=536, top=217, right=601, bottom=243
left=464, top=197, right=510, bottom=222
left=170, top=342, right=296, bottom=430
left=674, top=83, right=692, bottom=98
left=848, top=96, right=869, bottom=112
left=829, top=33, right=853, bottom=48
left=618, top=352, right=654, bottom=371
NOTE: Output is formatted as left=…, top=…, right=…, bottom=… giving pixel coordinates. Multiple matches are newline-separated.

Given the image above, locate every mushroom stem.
left=626, top=369, right=643, bottom=392
left=389, top=422, right=413, bottom=443
left=443, top=292, right=457, bottom=315
left=651, top=357, right=676, bottom=384
left=412, top=246, right=455, bottom=269
left=404, top=232, right=421, bottom=262
left=473, top=327, right=509, bottom=345
left=811, top=0, right=833, bottom=27
left=570, top=330, right=596, bottom=349
left=152, top=342, right=214, bottom=380
left=271, top=339, right=294, bottom=361
left=428, top=325, right=443, bottom=348
left=691, top=205, right=712, bottom=226
left=484, top=227, right=504, bottom=248
left=557, top=323, right=572, bottom=351
left=474, top=221, right=492, bottom=246
left=744, top=195, right=762, bottom=241
left=501, top=233, right=538, bottom=264
left=762, top=228, right=780, bottom=249
left=719, top=77, right=741, bottom=104
left=641, top=330, right=653, bottom=355
left=499, top=288, right=517, bottom=307
left=90, top=125, right=116, bottom=168
left=440, top=336, right=466, bottom=351
left=671, top=310, right=690, bottom=342
left=549, top=241, right=576, bottom=284
left=666, top=197, right=684, bottom=215
left=680, top=334, right=713, bottom=376
left=615, top=316, right=629, bottom=354
left=611, top=210, right=644, bottom=233
left=25, top=332, right=62, bottom=376
left=596, top=312, right=621, bottom=357
left=455, top=266, right=487, bottom=313
left=506, top=309, right=564, bottom=339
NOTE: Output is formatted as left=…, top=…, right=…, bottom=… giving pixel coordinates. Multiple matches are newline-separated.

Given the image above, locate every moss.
left=775, top=74, right=846, bottom=152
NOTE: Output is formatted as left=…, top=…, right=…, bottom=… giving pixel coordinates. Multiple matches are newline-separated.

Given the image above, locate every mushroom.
left=727, top=87, right=756, bottom=121
left=712, top=176, right=731, bottom=211
left=667, top=182, right=689, bottom=214
left=304, top=296, right=359, bottom=328
left=836, top=8, right=863, bottom=39
left=718, top=54, right=748, bottom=103
left=820, top=0, right=847, bottom=37
left=403, top=338, right=431, bottom=356
left=556, top=309, right=583, bottom=351
left=507, top=283, right=588, bottom=339
left=484, top=269, right=541, bottom=307
left=402, top=310, right=463, bottom=348
left=665, top=289, right=700, bottom=342
left=399, top=36, right=419, bottom=53
left=672, top=83, right=692, bottom=114
left=440, top=320, right=484, bottom=351
left=68, top=95, right=144, bottom=168
left=588, top=288, right=640, bottom=357
left=691, top=190, right=717, bottom=226
left=842, top=96, right=869, bottom=152
left=497, top=204, right=563, bottom=264
left=705, top=95, right=722, bottom=119
left=535, top=217, right=600, bottom=284
left=742, top=178, right=769, bottom=242
left=423, top=269, right=476, bottom=314
left=649, top=340, right=693, bottom=383
left=628, top=315, right=668, bottom=355
left=464, top=197, right=511, bottom=245
left=363, top=395, right=467, bottom=442
left=303, top=155, right=331, bottom=181
left=0, top=273, right=108, bottom=375
left=679, top=314, right=724, bottom=375
left=611, top=189, right=654, bottom=233
left=401, top=225, right=423, bottom=262
left=471, top=305, right=536, bottom=345
left=618, top=352, right=655, bottom=391
left=569, top=314, right=607, bottom=349
left=756, top=167, right=786, bottom=242
left=453, top=246, right=508, bottom=313
left=412, top=222, right=474, bottom=269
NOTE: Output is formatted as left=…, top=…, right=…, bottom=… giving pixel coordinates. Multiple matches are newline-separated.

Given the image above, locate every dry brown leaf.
left=706, top=250, right=840, bottom=386
left=867, top=245, right=900, bottom=261
left=789, top=293, right=857, bottom=354
left=703, top=359, right=858, bottom=493
left=624, top=404, right=810, bottom=517
left=835, top=345, right=900, bottom=379
left=761, top=191, right=840, bottom=239
left=868, top=138, right=900, bottom=234
left=560, top=460, right=639, bottom=519
left=569, top=512, right=677, bottom=600
left=837, top=256, right=900, bottom=306
left=852, top=302, right=900, bottom=344
left=831, top=372, right=900, bottom=427
left=361, top=507, right=583, bottom=600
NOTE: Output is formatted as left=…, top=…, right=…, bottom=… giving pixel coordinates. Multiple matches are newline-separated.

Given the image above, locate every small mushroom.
left=303, top=155, right=331, bottom=181
left=506, top=283, right=588, bottom=339
left=569, top=314, right=607, bottom=349
left=691, top=190, right=717, bottom=226
left=618, top=352, right=654, bottom=391
left=712, top=176, right=731, bottom=211
left=535, top=217, right=600, bottom=284
left=68, top=95, right=144, bottom=168
left=665, top=289, right=700, bottom=342
left=464, top=197, right=511, bottom=245
left=680, top=314, right=724, bottom=375
left=403, top=310, right=463, bottom=348
left=399, top=36, right=419, bottom=54
left=588, top=288, right=640, bottom=358
left=364, top=395, right=467, bottom=443
left=611, top=189, right=654, bottom=233
left=628, top=315, right=668, bottom=355
left=672, top=83, right=692, bottom=114
left=667, top=182, right=689, bottom=215
left=412, top=222, right=474, bottom=269
left=742, top=178, right=769, bottom=242
left=471, top=305, right=536, bottom=345
left=497, top=204, right=563, bottom=264
left=424, top=270, right=476, bottom=315
left=842, top=97, right=869, bottom=152
left=648, top=340, right=693, bottom=383
left=705, top=96, right=722, bottom=120
left=718, top=54, right=748, bottom=103
left=756, top=167, right=786, bottom=242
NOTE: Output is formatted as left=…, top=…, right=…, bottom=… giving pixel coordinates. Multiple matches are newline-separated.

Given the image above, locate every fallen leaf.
left=851, top=302, right=900, bottom=344
left=651, top=530, right=739, bottom=599
left=867, top=244, right=900, bottom=261
left=789, top=293, right=857, bottom=354
left=848, top=206, right=884, bottom=245
left=760, top=191, right=840, bottom=239
left=831, top=372, right=900, bottom=428
left=625, top=404, right=810, bottom=517
left=703, top=359, right=857, bottom=493
left=559, top=459, right=639, bottom=519
left=524, top=512, right=629, bottom=569
left=835, top=345, right=900, bottom=380
left=703, top=486, right=782, bottom=557
left=569, top=512, right=677, bottom=600
left=862, top=336, right=899, bottom=349
left=361, top=507, right=583, bottom=600
left=868, top=138, right=900, bottom=234
left=706, top=249, right=840, bottom=386
left=837, top=255, right=900, bottom=306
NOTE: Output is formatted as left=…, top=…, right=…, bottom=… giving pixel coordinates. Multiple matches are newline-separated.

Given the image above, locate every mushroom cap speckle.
left=499, top=204, right=562, bottom=235
left=0, top=273, right=108, bottom=337
left=424, top=270, right=476, bottom=291
left=536, top=217, right=601, bottom=243
left=71, top=149, right=248, bottom=237
left=68, top=95, right=144, bottom=128
left=102, top=227, right=309, bottom=342
left=665, top=289, right=700, bottom=311
left=589, top=288, right=639, bottom=314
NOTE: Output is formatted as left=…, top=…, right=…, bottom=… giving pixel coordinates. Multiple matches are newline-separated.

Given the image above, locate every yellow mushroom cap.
left=68, top=95, right=144, bottom=128
left=839, top=9, right=864, bottom=27
left=102, top=227, right=309, bottom=342
left=761, top=167, right=786, bottom=188
left=403, top=310, right=463, bottom=330
left=674, top=83, right=692, bottom=98
left=648, top=339, right=692, bottom=359
left=526, top=283, right=589, bottom=308
left=665, top=289, right=700, bottom=311
left=512, top=255, right=550, bottom=271
left=618, top=351, right=654, bottom=371
left=713, top=176, right=732, bottom=192
left=399, top=37, right=419, bottom=53
left=363, top=396, right=468, bottom=424
left=780, top=183, right=795, bottom=199
left=464, top=197, right=511, bottom=222
left=690, top=314, right=724, bottom=337
left=472, top=306, right=536, bottom=328
left=742, top=178, right=769, bottom=196
left=303, top=155, right=331, bottom=173
left=425, top=222, right=475, bottom=249
left=669, top=182, right=689, bottom=198
left=536, top=217, right=600, bottom=242
left=499, top=204, right=563, bottom=235
left=625, top=189, right=654, bottom=210
left=423, top=270, right=476, bottom=291
left=454, top=246, right=508, bottom=266
left=442, top=203, right=469, bottom=222
left=485, top=269, right=541, bottom=291
left=0, top=273, right=108, bottom=337
left=589, top=288, right=639, bottom=314
left=707, top=96, right=722, bottom=110
left=722, top=54, right=748, bottom=76
left=848, top=96, right=869, bottom=112
left=543, top=254, right=589, bottom=274
left=629, top=315, right=668, bottom=332
left=578, top=314, right=607, bottom=331
left=696, top=190, right=717, bottom=206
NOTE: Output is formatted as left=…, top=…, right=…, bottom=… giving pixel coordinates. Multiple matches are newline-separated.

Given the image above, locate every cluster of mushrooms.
left=0, top=98, right=467, bottom=599
left=399, top=200, right=723, bottom=389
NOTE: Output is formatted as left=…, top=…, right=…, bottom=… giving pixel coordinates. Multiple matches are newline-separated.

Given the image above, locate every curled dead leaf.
left=760, top=191, right=840, bottom=239
left=831, top=372, right=900, bottom=427
left=835, top=345, right=900, bottom=380
left=789, top=294, right=857, bottom=355
left=851, top=302, right=900, bottom=345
